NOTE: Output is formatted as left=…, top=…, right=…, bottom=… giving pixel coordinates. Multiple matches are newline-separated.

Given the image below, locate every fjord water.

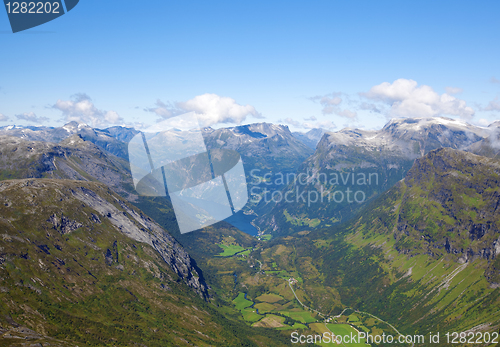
left=224, top=210, right=259, bottom=236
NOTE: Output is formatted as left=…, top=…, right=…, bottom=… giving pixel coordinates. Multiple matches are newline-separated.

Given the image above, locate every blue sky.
left=1, top=0, right=499, bottom=131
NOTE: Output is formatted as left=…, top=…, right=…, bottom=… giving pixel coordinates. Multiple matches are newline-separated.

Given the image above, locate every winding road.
left=286, top=279, right=405, bottom=344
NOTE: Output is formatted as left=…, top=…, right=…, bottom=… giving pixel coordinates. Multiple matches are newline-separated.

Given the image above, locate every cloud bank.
left=362, top=78, right=475, bottom=119
left=280, top=117, right=336, bottom=130
left=445, top=87, right=463, bottom=95
left=485, top=97, right=500, bottom=112
left=303, top=120, right=336, bottom=130
left=147, top=93, right=262, bottom=127
left=15, top=112, right=49, bottom=123
left=310, top=93, right=357, bottom=119
left=53, top=93, right=123, bottom=128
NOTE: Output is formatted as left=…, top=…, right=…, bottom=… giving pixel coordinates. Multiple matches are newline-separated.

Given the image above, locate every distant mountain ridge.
left=0, top=121, right=139, bottom=160
left=292, top=128, right=326, bottom=149
left=0, top=121, right=313, bottom=179
left=203, top=122, right=313, bottom=163
left=465, top=121, right=500, bottom=159
left=0, top=134, right=136, bottom=201
left=203, top=123, right=314, bottom=212
left=3, top=117, right=498, bottom=235
left=320, top=117, right=486, bottom=158
left=254, top=117, right=493, bottom=235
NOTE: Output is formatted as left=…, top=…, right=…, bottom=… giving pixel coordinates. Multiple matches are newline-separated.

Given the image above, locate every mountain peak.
left=59, top=133, right=87, bottom=147
left=383, top=116, right=475, bottom=131
left=406, top=147, right=498, bottom=184
left=244, top=122, right=292, bottom=137
left=61, top=121, right=90, bottom=133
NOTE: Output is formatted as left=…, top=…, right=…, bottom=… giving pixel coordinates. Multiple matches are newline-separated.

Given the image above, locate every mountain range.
left=254, top=117, right=495, bottom=235
left=1, top=117, right=500, bottom=346
left=292, top=128, right=326, bottom=149
left=0, top=122, right=139, bottom=160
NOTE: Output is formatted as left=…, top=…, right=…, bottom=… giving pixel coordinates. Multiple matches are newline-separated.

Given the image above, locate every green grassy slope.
left=298, top=149, right=500, bottom=341
left=167, top=149, right=500, bottom=346
left=0, top=179, right=292, bottom=346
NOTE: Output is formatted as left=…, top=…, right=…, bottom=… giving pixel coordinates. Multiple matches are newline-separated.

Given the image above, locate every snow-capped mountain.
left=254, top=117, right=493, bottom=235
left=203, top=122, right=312, bottom=158
left=203, top=122, right=314, bottom=178
left=319, top=117, right=486, bottom=160
left=0, top=121, right=139, bottom=159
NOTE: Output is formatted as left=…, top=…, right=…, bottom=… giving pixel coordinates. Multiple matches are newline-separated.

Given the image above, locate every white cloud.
left=0, top=113, right=8, bottom=122
left=177, top=93, right=262, bottom=126
left=490, top=77, right=500, bottom=84
left=484, top=126, right=500, bottom=149
left=145, top=99, right=178, bottom=119
left=485, top=97, right=500, bottom=111
left=334, top=109, right=357, bottom=119
left=310, top=92, right=357, bottom=119
left=322, top=105, right=337, bottom=114
left=310, top=93, right=342, bottom=114
left=304, top=116, right=317, bottom=121
left=53, top=93, right=124, bottom=128
left=281, top=118, right=336, bottom=130
left=15, top=112, right=49, bottom=123
left=362, top=78, right=475, bottom=119
left=303, top=120, right=336, bottom=130
left=283, top=117, right=301, bottom=127
left=147, top=93, right=262, bottom=127
left=130, top=122, right=151, bottom=130
left=476, top=118, right=491, bottom=126
left=445, top=86, right=463, bottom=95
left=359, top=102, right=382, bottom=113
left=319, top=95, right=342, bottom=105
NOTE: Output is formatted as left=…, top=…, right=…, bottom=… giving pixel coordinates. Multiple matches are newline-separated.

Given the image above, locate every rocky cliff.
left=0, top=178, right=209, bottom=298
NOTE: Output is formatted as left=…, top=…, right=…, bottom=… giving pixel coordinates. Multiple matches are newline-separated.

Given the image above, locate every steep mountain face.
left=0, top=135, right=135, bottom=201
left=255, top=117, right=489, bottom=235
left=292, top=128, right=325, bottom=149
left=0, top=179, right=208, bottom=294
left=0, top=179, right=209, bottom=344
left=358, top=148, right=500, bottom=265
left=0, top=178, right=292, bottom=346
left=0, top=122, right=139, bottom=160
left=320, top=148, right=500, bottom=334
